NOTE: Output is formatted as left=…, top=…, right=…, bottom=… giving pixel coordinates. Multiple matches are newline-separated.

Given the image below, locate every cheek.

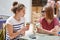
left=20, top=12, right=25, bottom=16
left=19, top=10, right=25, bottom=16
left=22, top=11, right=25, bottom=15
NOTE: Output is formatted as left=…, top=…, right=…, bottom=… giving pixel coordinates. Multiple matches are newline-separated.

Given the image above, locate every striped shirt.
left=6, top=16, right=25, bottom=40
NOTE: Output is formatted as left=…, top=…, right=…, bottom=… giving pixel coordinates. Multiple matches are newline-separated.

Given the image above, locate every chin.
left=22, top=15, right=24, bottom=17
left=21, top=16, right=24, bottom=17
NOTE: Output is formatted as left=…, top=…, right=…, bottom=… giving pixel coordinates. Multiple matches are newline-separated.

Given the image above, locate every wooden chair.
left=3, top=23, right=6, bottom=40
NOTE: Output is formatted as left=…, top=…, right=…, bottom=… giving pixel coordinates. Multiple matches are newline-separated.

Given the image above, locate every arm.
left=6, top=24, right=26, bottom=39
left=51, top=17, right=59, bottom=35
left=50, top=25, right=59, bottom=36
left=37, top=18, right=53, bottom=34
left=50, top=25, right=59, bottom=32
left=37, top=19, right=59, bottom=36
left=36, top=22, right=57, bottom=35
left=37, top=26, right=54, bottom=34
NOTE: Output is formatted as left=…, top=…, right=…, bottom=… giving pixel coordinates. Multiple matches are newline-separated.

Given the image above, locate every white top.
left=6, top=16, right=25, bottom=25
left=6, top=16, right=25, bottom=40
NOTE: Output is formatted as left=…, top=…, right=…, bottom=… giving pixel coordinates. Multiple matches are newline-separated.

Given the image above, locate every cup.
left=26, top=23, right=30, bottom=30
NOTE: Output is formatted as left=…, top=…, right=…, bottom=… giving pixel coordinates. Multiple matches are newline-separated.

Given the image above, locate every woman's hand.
left=36, top=27, right=40, bottom=33
left=50, top=26, right=59, bottom=36
left=19, top=27, right=26, bottom=36
left=50, top=29, right=58, bottom=36
left=49, top=31, right=58, bottom=36
left=20, top=29, right=25, bottom=36
left=20, top=23, right=30, bottom=35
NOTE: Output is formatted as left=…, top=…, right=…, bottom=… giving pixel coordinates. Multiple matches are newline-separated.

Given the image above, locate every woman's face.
left=17, top=7, right=25, bottom=17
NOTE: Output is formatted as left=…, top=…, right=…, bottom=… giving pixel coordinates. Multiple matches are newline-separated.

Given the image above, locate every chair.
left=3, top=23, right=6, bottom=40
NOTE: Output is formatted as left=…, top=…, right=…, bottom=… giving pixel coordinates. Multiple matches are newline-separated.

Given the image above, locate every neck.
left=14, top=14, right=21, bottom=21
left=45, top=18, right=52, bottom=24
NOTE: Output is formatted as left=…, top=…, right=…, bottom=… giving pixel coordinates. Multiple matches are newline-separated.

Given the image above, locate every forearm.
left=42, top=29, right=55, bottom=34
left=9, top=30, right=22, bottom=39
left=6, top=24, right=26, bottom=39
left=38, top=28, right=54, bottom=34
left=9, top=27, right=26, bottom=39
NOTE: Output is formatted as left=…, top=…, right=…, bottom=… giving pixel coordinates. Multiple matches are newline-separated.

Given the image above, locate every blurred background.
left=32, top=0, right=59, bottom=24
left=32, top=0, right=47, bottom=24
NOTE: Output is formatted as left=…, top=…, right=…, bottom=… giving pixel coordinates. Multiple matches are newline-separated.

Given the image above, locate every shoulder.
left=6, top=16, right=14, bottom=25
left=53, top=17, right=59, bottom=25
left=53, top=17, right=59, bottom=22
left=53, top=17, right=58, bottom=20
left=39, top=17, right=45, bottom=23
left=7, top=16, right=13, bottom=20
left=39, top=17, right=45, bottom=21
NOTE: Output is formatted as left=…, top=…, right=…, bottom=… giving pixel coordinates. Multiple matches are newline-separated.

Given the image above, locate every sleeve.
left=54, top=18, right=59, bottom=26
left=6, top=19, right=13, bottom=25
left=39, top=17, right=43, bottom=24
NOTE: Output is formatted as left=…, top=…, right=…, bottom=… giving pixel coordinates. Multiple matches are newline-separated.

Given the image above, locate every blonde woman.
left=6, top=1, right=29, bottom=40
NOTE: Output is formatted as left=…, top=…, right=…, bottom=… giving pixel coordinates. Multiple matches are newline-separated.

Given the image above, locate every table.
left=20, top=33, right=60, bottom=40
left=20, top=24, right=60, bottom=40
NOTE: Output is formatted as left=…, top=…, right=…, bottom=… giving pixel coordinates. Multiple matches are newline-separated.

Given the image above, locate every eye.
left=41, top=10, right=45, bottom=13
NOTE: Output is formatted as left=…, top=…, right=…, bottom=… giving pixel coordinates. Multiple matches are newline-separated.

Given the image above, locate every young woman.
left=37, top=6, right=59, bottom=36
left=6, top=1, right=29, bottom=40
